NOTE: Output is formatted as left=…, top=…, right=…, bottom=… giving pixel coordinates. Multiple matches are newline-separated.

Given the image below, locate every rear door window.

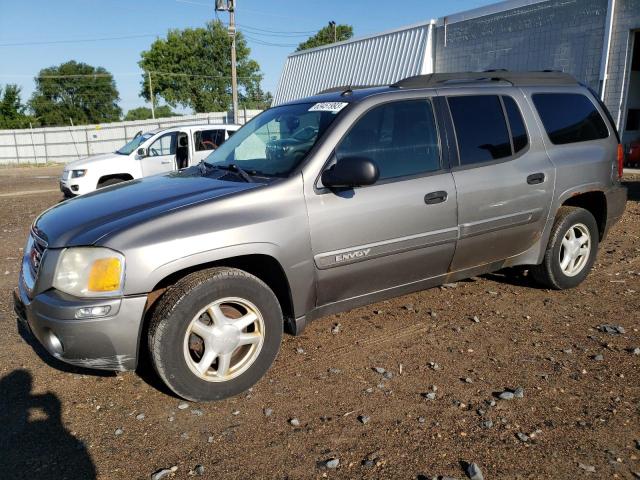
left=194, top=129, right=226, bottom=151
left=448, top=95, right=512, bottom=166
left=335, top=99, right=440, bottom=181
left=502, top=96, right=528, bottom=153
left=532, top=93, right=609, bottom=145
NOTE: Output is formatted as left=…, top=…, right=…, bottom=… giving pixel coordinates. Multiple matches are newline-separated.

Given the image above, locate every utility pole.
left=216, top=0, right=238, bottom=124
left=329, top=21, right=336, bottom=42
left=147, top=71, right=155, bottom=119
left=230, top=1, right=238, bottom=124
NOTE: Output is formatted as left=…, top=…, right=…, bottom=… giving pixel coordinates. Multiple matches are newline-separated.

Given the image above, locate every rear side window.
left=336, top=99, right=440, bottom=181
left=502, top=96, right=528, bottom=153
left=195, top=129, right=226, bottom=151
left=532, top=93, right=609, bottom=145
left=448, top=95, right=511, bottom=165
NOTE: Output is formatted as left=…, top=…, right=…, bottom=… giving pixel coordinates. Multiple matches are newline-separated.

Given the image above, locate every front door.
left=142, top=132, right=177, bottom=176
left=305, top=98, right=458, bottom=307
left=446, top=92, right=555, bottom=271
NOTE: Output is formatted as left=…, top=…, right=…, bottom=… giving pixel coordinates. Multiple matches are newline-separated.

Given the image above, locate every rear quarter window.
left=532, top=93, right=609, bottom=145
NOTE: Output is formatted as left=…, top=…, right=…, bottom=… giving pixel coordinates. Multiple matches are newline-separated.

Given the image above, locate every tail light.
left=617, top=144, right=624, bottom=179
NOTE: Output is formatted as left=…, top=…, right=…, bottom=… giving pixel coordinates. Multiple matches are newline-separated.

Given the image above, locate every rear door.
left=445, top=90, right=555, bottom=271
left=142, top=131, right=178, bottom=176
left=192, top=128, right=227, bottom=164
left=305, top=97, right=458, bottom=306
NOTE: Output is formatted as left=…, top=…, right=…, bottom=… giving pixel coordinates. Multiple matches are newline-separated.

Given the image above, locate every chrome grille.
left=27, top=230, right=47, bottom=280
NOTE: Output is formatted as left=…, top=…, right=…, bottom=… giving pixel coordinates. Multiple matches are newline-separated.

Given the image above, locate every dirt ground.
left=0, top=165, right=638, bottom=480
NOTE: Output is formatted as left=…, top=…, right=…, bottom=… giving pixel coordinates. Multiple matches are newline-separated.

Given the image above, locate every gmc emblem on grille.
left=30, top=247, right=40, bottom=269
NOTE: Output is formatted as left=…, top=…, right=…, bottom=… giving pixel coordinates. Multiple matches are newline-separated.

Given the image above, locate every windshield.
left=204, top=102, right=345, bottom=176
left=116, top=132, right=155, bottom=155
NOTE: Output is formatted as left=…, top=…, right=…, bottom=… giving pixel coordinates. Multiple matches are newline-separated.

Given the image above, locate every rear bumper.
left=13, top=279, right=147, bottom=371
left=603, top=185, right=627, bottom=240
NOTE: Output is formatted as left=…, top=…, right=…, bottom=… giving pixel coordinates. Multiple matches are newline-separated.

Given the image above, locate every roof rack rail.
left=317, top=85, right=386, bottom=95
left=391, top=71, right=578, bottom=89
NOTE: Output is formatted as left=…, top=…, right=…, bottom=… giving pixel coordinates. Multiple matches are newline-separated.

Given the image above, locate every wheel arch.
left=560, top=190, right=607, bottom=240
left=153, top=254, right=293, bottom=317
left=97, top=173, right=135, bottom=187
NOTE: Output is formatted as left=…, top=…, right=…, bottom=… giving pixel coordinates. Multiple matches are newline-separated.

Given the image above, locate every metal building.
left=273, top=0, right=640, bottom=146
left=271, top=21, right=435, bottom=106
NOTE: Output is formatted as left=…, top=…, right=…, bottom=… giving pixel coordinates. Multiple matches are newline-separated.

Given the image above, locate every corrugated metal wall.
left=272, top=22, right=434, bottom=106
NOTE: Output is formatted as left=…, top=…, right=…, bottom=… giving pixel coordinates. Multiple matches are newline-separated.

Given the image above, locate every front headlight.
left=71, top=169, right=87, bottom=178
left=53, top=247, right=125, bottom=297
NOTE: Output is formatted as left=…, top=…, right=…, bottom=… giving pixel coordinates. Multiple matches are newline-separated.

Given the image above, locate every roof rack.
left=316, top=85, right=382, bottom=95
left=391, top=71, right=578, bottom=89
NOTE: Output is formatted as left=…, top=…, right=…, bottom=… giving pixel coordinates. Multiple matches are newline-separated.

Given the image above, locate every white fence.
left=0, top=110, right=262, bottom=165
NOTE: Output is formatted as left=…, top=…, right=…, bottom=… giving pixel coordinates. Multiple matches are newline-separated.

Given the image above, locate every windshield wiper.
left=226, top=164, right=254, bottom=183
left=201, top=161, right=254, bottom=183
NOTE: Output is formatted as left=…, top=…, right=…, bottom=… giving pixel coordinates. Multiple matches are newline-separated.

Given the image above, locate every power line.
left=241, top=34, right=298, bottom=48
left=174, top=0, right=312, bottom=21
left=237, top=23, right=318, bottom=36
left=0, top=25, right=314, bottom=48
left=0, top=72, right=262, bottom=80
left=0, top=33, right=161, bottom=47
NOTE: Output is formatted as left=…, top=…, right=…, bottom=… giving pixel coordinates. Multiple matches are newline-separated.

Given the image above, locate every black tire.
left=98, top=177, right=125, bottom=189
left=530, top=206, right=599, bottom=290
left=148, top=267, right=283, bottom=402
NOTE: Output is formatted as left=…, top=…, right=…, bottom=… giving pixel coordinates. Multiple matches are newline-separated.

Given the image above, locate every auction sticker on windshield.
left=308, top=102, right=349, bottom=113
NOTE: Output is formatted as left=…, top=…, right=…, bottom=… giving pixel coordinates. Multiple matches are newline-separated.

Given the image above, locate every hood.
left=35, top=169, right=262, bottom=248
left=64, top=152, right=123, bottom=170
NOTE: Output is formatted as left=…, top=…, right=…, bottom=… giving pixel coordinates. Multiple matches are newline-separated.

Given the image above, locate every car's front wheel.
left=530, top=206, right=599, bottom=289
left=148, top=267, right=283, bottom=402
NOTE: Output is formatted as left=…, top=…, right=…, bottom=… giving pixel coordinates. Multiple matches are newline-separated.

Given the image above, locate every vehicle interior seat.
left=176, top=135, right=189, bottom=169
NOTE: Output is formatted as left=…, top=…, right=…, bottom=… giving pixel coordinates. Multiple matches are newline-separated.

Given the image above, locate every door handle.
left=424, top=191, right=448, bottom=205
left=527, top=173, right=545, bottom=185
left=161, top=161, right=172, bottom=164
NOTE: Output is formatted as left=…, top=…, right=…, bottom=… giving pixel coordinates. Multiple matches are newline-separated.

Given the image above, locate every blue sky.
left=0, top=0, right=495, bottom=114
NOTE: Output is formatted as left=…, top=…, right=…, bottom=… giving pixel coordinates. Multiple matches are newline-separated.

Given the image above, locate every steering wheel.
left=201, top=140, right=217, bottom=150
left=150, top=148, right=160, bottom=156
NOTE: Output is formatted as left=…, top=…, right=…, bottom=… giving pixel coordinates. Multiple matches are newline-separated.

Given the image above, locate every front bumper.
left=14, top=279, right=147, bottom=371
left=59, top=181, right=75, bottom=197
left=59, top=173, right=93, bottom=196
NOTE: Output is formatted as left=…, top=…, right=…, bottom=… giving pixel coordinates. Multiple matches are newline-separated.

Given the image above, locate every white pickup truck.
left=60, top=123, right=240, bottom=196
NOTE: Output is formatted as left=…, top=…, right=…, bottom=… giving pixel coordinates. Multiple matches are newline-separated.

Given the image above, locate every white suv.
left=60, top=123, right=240, bottom=196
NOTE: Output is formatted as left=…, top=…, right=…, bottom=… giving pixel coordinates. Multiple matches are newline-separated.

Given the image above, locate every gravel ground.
left=0, top=166, right=638, bottom=480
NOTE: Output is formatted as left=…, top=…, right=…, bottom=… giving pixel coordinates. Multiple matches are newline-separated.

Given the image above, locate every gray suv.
left=14, top=72, right=627, bottom=402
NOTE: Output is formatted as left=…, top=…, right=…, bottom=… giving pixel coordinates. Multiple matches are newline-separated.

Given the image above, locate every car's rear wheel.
left=148, top=267, right=283, bottom=402
left=530, top=206, right=599, bottom=289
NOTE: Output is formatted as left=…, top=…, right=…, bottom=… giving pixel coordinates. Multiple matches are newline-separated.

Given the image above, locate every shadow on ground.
left=0, top=369, right=97, bottom=480
left=622, top=177, right=639, bottom=202
left=482, top=267, right=541, bottom=289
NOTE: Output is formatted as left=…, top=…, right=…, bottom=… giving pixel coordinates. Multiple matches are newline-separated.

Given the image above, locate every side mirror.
left=137, top=147, right=147, bottom=157
left=321, top=157, right=379, bottom=188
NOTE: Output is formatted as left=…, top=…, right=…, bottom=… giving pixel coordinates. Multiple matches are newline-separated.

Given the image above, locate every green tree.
left=124, top=105, right=178, bottom=121
left=29, top=61, right=122, bottom=126
left=296, top=23, right=353, bottom=52
left=139, top=21, right=270, bottom=113
left=0, top=84, right=32, bottom=129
